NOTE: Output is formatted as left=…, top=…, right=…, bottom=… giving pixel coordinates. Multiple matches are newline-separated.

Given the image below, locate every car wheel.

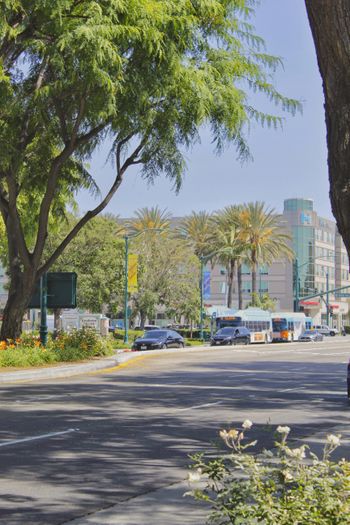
left=160, top=343, right=167, bottom=349
left=330, top=331, right=335, bottom=336
left=178, top=341, right=184, bottom=348
left=244, top=337, right=249, bottom=345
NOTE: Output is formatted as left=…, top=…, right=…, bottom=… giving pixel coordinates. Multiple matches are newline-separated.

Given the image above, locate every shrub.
left=49, top=328, right=114, bottom=358
left=113, top=329, right=143, bottom=341
left=0, top=328, right=114, bottom=367
left=189, top=421, right=350, bottom=524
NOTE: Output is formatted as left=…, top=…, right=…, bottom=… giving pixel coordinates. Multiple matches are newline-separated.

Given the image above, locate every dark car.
left=347, top=359, right=350, bottom=399
left=210, top=326, right=250, bottom=346
left=298, top=330, right=324, bottom=342
left=132, top=329, right=184, bottom=351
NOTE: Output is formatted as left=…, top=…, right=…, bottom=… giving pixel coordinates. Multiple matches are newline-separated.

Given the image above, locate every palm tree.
left=176, top=211, right=214, bottom=258
left=239, top=202, right=294, bottom=305
left=211, top=206, right=247, bottom=308
left=126, top=206, right=172, bottom=235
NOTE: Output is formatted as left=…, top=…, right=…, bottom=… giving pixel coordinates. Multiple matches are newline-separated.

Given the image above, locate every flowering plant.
left=189, top=421, right=350, bottom=524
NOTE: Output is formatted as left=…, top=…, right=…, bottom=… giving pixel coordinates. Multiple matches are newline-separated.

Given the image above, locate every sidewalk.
left=0, top=346, right=208, bottom=384
left=66, top=480, right=209, bottom=525
left=0, top=350, right=134, bottom=384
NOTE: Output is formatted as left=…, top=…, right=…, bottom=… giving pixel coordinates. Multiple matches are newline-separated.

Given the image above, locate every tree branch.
left=32, top=121, right=109, bottom=267
left=39, top=135, right=148, bottom=274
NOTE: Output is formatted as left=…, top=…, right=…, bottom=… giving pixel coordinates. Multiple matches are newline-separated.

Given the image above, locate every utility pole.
left=124, top=235, right=129, bottom=343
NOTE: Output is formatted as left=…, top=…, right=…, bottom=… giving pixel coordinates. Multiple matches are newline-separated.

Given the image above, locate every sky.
left=78, top=0, right=332, bottom=220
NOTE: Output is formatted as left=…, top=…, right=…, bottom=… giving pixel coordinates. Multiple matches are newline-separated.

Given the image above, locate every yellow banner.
left=128, top=254, right=138, bottom=292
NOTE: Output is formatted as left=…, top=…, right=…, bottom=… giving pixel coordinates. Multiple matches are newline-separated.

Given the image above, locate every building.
left=204, top=198, right=350, bottom=327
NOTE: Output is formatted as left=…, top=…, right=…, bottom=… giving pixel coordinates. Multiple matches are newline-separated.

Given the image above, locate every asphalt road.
left=0, top=339, right=349, bottom=524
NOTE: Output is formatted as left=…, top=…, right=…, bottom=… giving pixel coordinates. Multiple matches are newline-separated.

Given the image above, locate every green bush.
left=0, top=346, right=57, bottom=367
left=0, top=328, right=114, bottom=367
left=185, top=339, right=205, bottom=347
left=49, top=328, right=114, bottom=358
left=113, top=328, right=143, bottom=341
left=189, top=422, right=350, bottom=524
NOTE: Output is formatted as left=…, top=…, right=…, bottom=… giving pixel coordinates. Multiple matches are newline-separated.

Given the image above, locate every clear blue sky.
left=78, top=0, right=332, bottom=220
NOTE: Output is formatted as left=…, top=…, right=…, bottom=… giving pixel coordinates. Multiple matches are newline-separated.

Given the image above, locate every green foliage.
left=113, top=328, right=143, bottom=341
left=45, top=214, right=125, bottom=313
left=190, top=422, right=350, bottom=524
left=247, top=292, right=276, bottom=311
left=0, top=0, right=300, bottom=339
left=0, top=329, right=114, bottom=367
left=50, top=328, right=114, bottom=357
left=128, top=228, right=200, bottom=326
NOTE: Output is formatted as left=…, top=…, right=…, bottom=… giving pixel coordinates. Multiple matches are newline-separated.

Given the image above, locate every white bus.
left=271, top=312, right=312, bottom=342
left=215, top=308, right=272, bottom=343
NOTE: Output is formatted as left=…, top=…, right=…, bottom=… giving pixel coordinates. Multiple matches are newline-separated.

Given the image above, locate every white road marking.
left=280, top=387, right=305, bottom=393
left=175, top=401, right=222, bottom=412
left=0, top=428, right=79, bottom=448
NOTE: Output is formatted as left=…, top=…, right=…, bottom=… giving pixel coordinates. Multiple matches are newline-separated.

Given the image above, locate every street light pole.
left=123, top=228, right=162, bottom=344
left=326, top=271, right=330, bottom=326
left=124, top=235, right=129, bottom=343
left=199, top=256, right=204, bottom=340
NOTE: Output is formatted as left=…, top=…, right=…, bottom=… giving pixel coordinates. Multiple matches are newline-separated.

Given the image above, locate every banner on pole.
left=128, top=254, right=138, bottom=292
left=203, top=271, right=211, bottom=299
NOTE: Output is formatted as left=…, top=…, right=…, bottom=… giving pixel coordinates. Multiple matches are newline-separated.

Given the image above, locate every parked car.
left=132, top=329, right=184, bottom=350
left=313, top=325, right=338, bottom=336
left=298, top=330, right=324, bottom=342
left=347, top=359, right=350, bottom=399
left=134, top=325, right=160, bottom=331
left=210, top=326, right=250, bottom=346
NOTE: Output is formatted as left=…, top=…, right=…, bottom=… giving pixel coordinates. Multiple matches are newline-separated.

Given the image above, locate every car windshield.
left=142, top=330, right=167, bottom=338
left=217, top=328, right=235, bottom=335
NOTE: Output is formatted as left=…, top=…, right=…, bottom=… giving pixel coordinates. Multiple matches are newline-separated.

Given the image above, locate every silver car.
left=298, top=330, right=323, bottom=342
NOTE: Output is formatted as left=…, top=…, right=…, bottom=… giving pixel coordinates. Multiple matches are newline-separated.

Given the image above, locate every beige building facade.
left=203, top=198, right=350, bottom=327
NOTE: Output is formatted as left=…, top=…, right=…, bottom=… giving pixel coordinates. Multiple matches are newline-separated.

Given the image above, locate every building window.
left=241, top=264, right=250, bottom=275
left=242, top=281, right=251, bottom=293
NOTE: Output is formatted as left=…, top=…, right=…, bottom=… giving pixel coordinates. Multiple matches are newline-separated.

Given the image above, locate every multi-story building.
left=203, top=198, right=350, bottom=326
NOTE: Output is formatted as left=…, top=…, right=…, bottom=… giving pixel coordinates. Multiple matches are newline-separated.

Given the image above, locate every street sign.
left=29, top=272, right=77, bottom=309
left=335, top=293, right=350, bottom=298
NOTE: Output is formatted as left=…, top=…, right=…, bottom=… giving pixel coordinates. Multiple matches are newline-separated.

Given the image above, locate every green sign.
left=29, top=272, right=77, bottom=309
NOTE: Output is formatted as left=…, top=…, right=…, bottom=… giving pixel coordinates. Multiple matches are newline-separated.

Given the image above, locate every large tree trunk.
left=305, top=0, right=350, bottom=259
left=1, top=270, right=36, bottom=340
left=227, top=260, right=235, bottom=308
left=237, top=263, right=243, bottom=309
left=251, top=253, right=257, bottom=305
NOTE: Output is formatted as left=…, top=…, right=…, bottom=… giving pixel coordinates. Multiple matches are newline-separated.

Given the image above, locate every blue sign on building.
left=203, top=271, right=211, bottom=299
left=300, top=212, right=312, bottom=225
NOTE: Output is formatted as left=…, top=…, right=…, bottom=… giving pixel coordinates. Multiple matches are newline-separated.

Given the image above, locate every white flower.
left=228, top=429, right=239, bottom=439
left=188, top=469, right=202, bottom=483
left=286, top=446, right=306, bottom=460
left=276, top=425, right=291, bottom=435
left=282, top=469, right=293, bottom=481
left=327, top=434, right=341, bottom=446
left=219, top=429, right=229, bottom=440
left=242, top=419, right=253, bottom=430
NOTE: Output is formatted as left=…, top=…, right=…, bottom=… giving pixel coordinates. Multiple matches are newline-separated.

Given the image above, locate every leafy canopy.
left=0, top=0, right=299, bottom=277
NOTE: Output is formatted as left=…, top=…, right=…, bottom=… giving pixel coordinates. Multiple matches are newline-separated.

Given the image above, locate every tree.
left=211, top=206, right=247, bottom=308
left=126, top=207, right=171, bottom=235
left=247, top=293, right=276, bottom=311
left=304, top=1, right=350, bottom=259
left=0, top=0, right=299, bottom=339
left=45, top=215, right=125, bottom=314
left=176, top=211, right=214, bottom=259
left=130, top=234, right=199, bottom=328
left=239, top=202, right=294, bottom=305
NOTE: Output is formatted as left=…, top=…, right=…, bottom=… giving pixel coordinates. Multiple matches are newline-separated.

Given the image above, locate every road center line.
left=0, top=428, right=79, bottom=448
left=175, top=401, right=222, bottom=412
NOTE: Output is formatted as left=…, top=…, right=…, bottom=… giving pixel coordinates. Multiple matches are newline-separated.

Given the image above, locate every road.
left=0, top=339, right=349, bottom=524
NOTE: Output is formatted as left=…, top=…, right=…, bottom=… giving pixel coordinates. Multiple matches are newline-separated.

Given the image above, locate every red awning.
left=299, top=301, right=320, bottom=306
